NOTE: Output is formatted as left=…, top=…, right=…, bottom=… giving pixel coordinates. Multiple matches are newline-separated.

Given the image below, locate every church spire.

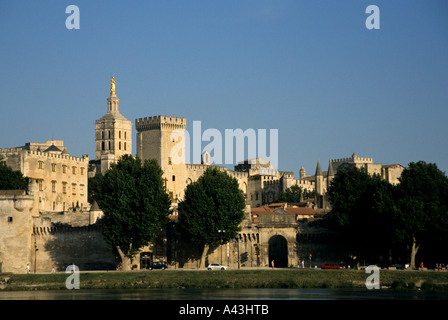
left=315, top=160, right=323, bottom=176
left=328, top=160, right=335, bottom=177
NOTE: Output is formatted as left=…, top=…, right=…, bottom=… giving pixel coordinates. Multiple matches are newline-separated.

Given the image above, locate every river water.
left=1, top=288, right=448, bottom=300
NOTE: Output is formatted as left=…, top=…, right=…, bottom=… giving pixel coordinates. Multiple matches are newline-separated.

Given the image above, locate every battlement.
left=33, top=224, right=103, bottom=236
left=135, top=115, right=187, bottom=131
left=330, top=153, right=373, bottom=165
left=185, top=163, right=226, bottom=172
left=27, top=150, right=89, bottom=163
left=0, top=147, right=24, bottom=154
left=280, top=171, right=294, bottom=178
left=227, top=170, right=249, bottom=179
left=0, top=149, right=88, bottom=163
left=263, top=179, right=280, bottom=187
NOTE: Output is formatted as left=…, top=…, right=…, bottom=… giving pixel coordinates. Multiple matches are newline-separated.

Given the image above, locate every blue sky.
left=1, top=0, right=447, bottom=177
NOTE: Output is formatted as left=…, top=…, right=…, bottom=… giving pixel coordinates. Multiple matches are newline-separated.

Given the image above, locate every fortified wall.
left=0, top=189, right=114, bottom=273
left=0, top=190, right=36, bottom=274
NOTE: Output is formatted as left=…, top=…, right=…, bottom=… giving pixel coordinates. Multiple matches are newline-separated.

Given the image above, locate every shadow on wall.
left=38, top=222, right=116, bottom=272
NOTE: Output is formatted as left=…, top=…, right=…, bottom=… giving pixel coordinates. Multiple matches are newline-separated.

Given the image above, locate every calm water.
left=1, top=288, right=448, bottom=300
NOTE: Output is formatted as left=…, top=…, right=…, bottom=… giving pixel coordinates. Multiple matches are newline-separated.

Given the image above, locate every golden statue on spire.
left=110, top=76, right=116, bottom=95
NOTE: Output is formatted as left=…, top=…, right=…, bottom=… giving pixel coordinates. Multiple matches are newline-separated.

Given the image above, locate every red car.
left=321, top=263, right=343, bottom=269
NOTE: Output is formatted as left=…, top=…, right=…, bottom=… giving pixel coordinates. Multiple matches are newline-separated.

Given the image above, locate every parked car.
left=207, top=263, right=229, bottom=270
left=147, top=261, right=167, bottom=270
left=321, top=263, right=343, bottom=269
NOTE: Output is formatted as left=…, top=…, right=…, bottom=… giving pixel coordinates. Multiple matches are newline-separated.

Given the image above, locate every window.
left=53, top=202, right=56, bottom=211
left=124, top=142, right=126, bottom=151
left=108, top=131, right=111, bottom=139
left=51, top=163, right=56, bottom=172
left=38, top=180, right=43, bottom=191
left=124, top=131, right=127, bottom=139
left=7, top=217, right=13, bottom=223
left=80, top=167, right=85, bottom=175
left=119, top=131, right=121, bottom=139
left=72, top=166, right=76, bottom=174
left=38, top=161, right=44, bottom=169
left=119, top=141, right=121, bottom=150
left=62, top=165, right=67, bottom=174
left=72, top=183, right=76, bottom=195
left=102, top=141, right=105, bottom=151
left=168, top=157, right=172, bottom=165
left=101, top=131, right=104, bottom=139
left=62, top=182, right=67, bottom=194
left=51, top=181, right=56, bottom=193
left=172, top=175, right=175, bottom=181
left=108, top=141, right=111, bottom=150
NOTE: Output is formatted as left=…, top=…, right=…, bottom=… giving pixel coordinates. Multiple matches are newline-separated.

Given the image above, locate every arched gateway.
left=268, top=235, right=288, bottom=268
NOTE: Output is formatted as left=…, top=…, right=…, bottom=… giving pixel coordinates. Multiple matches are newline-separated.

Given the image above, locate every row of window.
left=101, top=141, right=127, bottom=151
left=101, top=130, right=127, bottom=140
left=38, top=161, right=85, bottom=175
left=39, top=180, right=84, bottom=195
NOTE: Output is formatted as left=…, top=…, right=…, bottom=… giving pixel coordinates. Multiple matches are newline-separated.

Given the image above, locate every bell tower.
left=95, top=76, right=132, bottom=173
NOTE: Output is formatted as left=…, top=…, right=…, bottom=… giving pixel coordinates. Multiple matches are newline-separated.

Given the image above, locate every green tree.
left=177, top=167, right=246, bottom=268
left=278, top=184, right=316, bottom=203
left=394, top=161, right=448, bottom=269
left=327, top=167, right=396, bottom=264
left=90, top=155, right=171, bottom=270
left=0, top=163, right=29, bottom=191
left=278, top=185, right=303, bottom=202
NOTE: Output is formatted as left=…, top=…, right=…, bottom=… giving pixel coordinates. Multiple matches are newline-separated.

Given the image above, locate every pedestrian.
left=271, top=260, right=274, bottom=269
left=26, top=264, right=30, bottom=274
left=51, top=264, right=56, bottom=273
left=301, top=260, right=305, bottom=269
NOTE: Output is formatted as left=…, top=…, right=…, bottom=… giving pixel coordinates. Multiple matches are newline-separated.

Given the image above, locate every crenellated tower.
left=135, top=115, right=187, bottom=202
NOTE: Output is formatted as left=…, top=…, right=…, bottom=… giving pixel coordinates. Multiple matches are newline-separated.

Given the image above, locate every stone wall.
left=0, top=147, right=89, bottom=212
left=33, top=224, right=116, bottom=272
left=0, top=191, right=36, bottom=273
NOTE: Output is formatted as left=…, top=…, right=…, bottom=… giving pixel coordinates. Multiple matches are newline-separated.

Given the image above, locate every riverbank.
left=2, top=269, right=448, bottom=291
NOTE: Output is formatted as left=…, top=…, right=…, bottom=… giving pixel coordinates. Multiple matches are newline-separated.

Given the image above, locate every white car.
left=207, top=263, right=229, bottom=270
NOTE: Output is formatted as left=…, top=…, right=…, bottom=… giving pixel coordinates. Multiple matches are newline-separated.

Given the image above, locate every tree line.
left=327, top=161, right=448, bottom=269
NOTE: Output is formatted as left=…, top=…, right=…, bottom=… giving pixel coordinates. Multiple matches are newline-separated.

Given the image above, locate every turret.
left=315, top=160, right=324, bottom=196
left=299, top=166, right=306, bottom=180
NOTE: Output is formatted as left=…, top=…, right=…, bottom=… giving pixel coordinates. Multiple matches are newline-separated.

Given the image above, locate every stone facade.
left=0, top=140, right=89, bottom=212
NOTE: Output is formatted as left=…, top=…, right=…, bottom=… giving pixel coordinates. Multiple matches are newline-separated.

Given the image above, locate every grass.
left=2, top=269, right=448, bottom=291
